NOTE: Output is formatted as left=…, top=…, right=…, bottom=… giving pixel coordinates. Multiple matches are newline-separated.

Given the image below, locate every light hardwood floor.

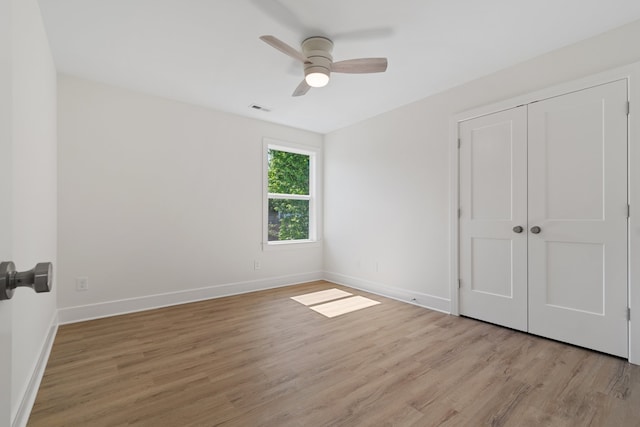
left=29, top=281, right=640, bottom=426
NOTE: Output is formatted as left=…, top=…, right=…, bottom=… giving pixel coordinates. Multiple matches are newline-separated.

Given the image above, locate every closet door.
left=528, top=80, right=628, bottom=357
left=459, top=106, right=528, bottom=331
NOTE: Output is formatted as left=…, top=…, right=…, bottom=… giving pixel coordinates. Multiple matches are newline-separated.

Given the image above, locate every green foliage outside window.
left=268, top=149, right=310, bottom=241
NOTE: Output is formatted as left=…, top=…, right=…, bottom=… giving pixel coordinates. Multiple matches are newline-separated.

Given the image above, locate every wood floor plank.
left=28, top=280, right=640, bottom=426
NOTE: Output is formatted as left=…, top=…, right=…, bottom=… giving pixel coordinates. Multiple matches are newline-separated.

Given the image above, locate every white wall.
left=9, top=0, right=58, bottom=424
left=57, top=76, right=323, bottom=319
left=324, top=19, right=640, bottom=311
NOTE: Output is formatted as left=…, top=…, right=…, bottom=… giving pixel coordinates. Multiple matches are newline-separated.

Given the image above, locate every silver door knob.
left=0, top=261, right=53, bottom=300
left=512, top=226, right=524, bottom=233
left=530, top=226, right=542, bottom=234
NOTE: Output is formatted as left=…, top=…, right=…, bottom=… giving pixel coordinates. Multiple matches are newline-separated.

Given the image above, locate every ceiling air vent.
left=249, top=103, right=271, bottom=112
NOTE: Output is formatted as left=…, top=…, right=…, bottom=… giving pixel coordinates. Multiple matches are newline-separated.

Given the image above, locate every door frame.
left=449, top=61, right=640, bottom=365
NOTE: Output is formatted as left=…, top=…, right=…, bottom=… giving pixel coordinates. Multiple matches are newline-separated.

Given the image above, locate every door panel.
left=544, top=101, right=604, bottom=220
left=528, top=80, right=628, bottom=357
left=459, top=106, right=528, bottom=331
left=471, top=238, right=513, bottom=297
left=545, top=241, right=604, bottom=314
left=470, top=123, right=514, bottom=220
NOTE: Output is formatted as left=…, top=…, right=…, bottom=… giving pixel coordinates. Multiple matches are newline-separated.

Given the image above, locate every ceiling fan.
left=260, top=35, right=388, bottom=96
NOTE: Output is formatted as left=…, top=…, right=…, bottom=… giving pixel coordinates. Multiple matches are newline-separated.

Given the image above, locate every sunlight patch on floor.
left=309, top=296, right=381, bottom=318
left=290, top=288, right=352, bottom=306
left=291, top=288, right=380, bottom=318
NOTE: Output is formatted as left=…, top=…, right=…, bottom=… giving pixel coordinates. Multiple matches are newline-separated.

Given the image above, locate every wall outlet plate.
left=76, top=276, right=88, bottom=291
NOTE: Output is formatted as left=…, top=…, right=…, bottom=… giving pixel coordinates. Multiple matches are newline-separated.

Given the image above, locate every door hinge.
left=627, top=101, right=630, bottom=116
left=628, top=307, right=631, bottom=321
left=458, top=138, right=461, bottom=149
left=458, top=278, right=462, bottom=289
left=458, top=208, right=461, bottom=218
left=628, top=204, right=631, bottom=218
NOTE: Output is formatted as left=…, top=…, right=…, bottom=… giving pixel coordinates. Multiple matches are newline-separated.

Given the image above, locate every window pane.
left=268, top=149, right=309, bottom=195
left=268, top=199, right=309, bottom=241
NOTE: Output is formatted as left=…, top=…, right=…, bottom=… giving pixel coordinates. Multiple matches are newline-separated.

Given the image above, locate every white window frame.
left=263, top=138, right=320, bottom=249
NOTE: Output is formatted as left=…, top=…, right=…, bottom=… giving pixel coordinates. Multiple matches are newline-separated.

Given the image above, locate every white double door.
left=459, top=80, right=629, bottom=358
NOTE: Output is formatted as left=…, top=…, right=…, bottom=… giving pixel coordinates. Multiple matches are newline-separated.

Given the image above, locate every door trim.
left=449, top=61, right=640, bottom=364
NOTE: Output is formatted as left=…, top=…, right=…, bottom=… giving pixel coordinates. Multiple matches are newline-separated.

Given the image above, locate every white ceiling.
left=38, top=0, right=640, bottom=134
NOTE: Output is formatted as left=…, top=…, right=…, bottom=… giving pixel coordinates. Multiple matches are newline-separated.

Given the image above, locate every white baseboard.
left=323, top=271, right=451, bottom=314
left=12, top=310, right=58, bottom=427
left=58, top=271, right=324, bottom=324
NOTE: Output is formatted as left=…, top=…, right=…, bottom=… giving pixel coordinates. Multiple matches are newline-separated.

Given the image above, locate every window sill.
left=262, top=239, right=321, bottom=251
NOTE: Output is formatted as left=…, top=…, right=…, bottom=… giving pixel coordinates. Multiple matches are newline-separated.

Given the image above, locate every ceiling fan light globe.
left=305, top=72, right=329, bottom=88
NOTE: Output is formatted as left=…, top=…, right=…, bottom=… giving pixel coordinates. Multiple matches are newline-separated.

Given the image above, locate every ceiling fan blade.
left=331, top=58, right=388, bottom=74
left=260, top=35, right=309, bottom=64
left=292, top=80, right=311, bottom=97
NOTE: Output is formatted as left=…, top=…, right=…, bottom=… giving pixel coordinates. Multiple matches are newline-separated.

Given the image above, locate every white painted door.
left=0, top=225, right=11, bottom=427
left=459, top=106, right=528, bottom=331
left=0, top=6, right=12, bottom=421
left=459, top=80, right=629, bottom=357
left=0, top=260, right=11, bottom=427
left=1, top=0, right=12, bottom=420
left=528, top=80, right=629, bottom=358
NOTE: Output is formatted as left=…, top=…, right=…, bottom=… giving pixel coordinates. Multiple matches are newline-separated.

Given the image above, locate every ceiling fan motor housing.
left=302, top=37, right=333, bottom=81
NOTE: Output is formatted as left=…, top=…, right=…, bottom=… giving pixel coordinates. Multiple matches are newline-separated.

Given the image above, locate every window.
left=263, top=139, right=318, bottom=246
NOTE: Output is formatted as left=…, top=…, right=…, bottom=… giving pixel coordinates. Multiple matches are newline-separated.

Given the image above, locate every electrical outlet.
left=254, top=260, right=261, bottom=270
left=76, top=276, right=89, bottom=291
